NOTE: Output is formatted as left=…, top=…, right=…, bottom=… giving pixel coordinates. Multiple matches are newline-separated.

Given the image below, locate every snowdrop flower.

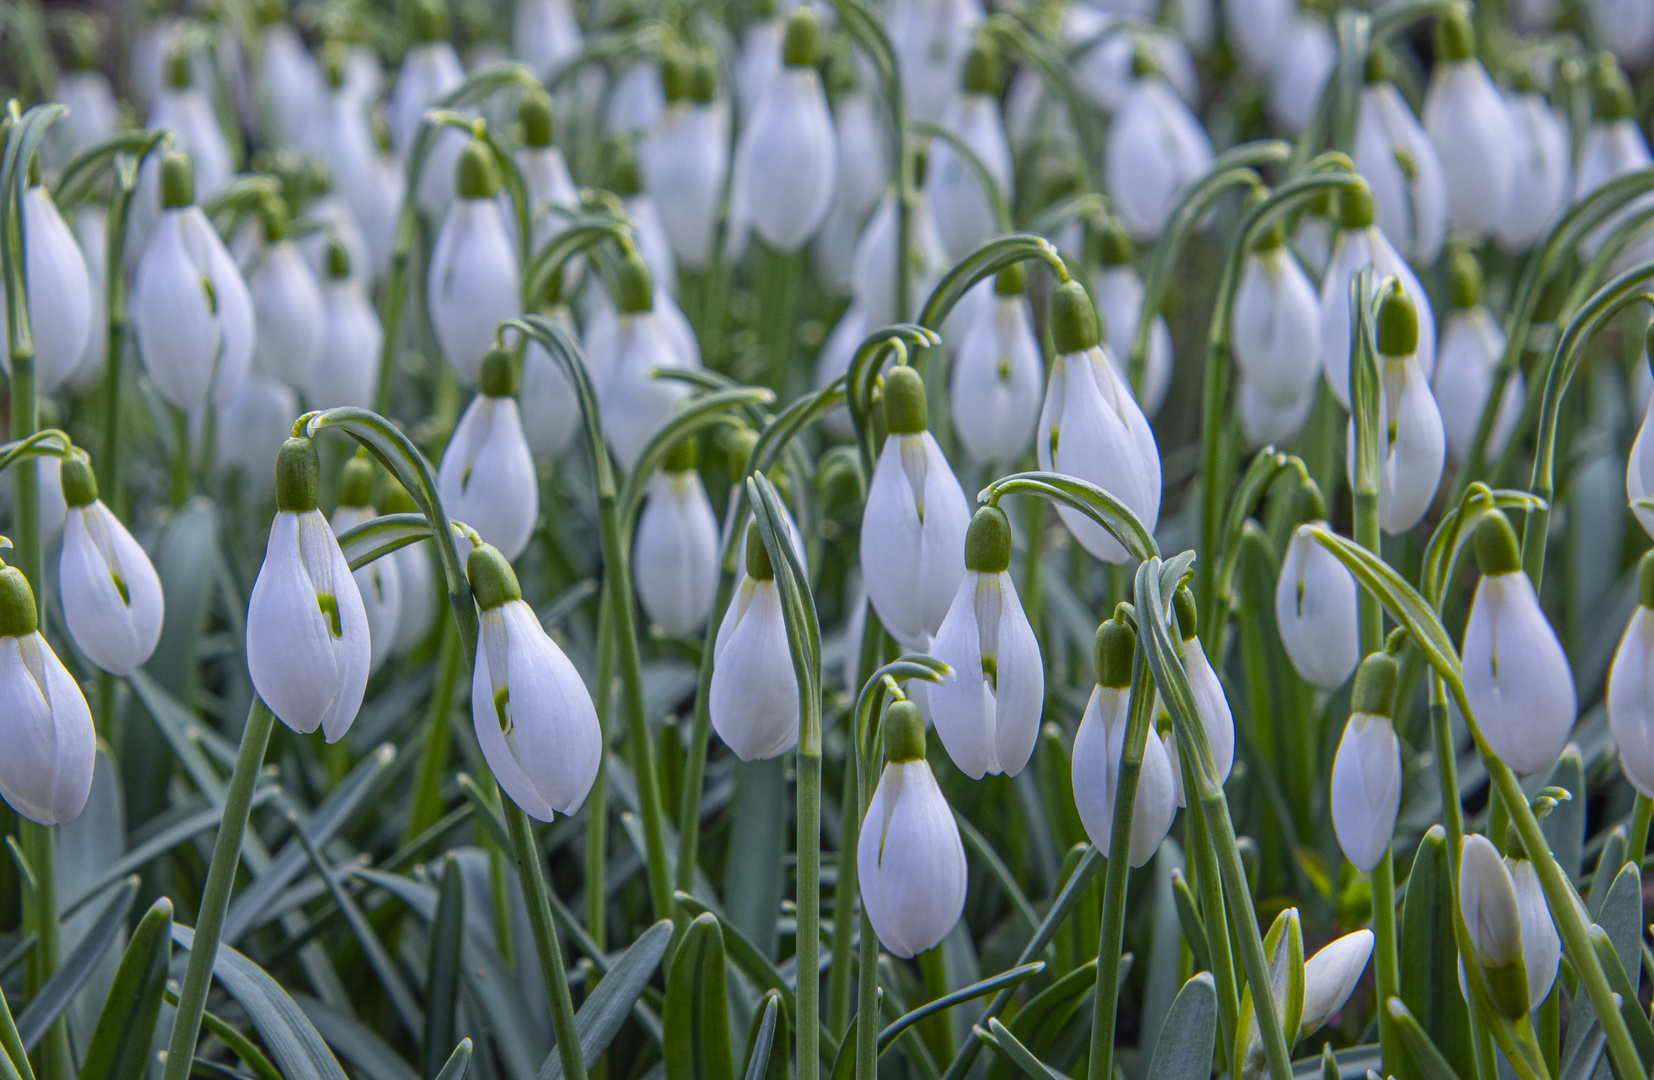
left=468, top=542, right=602, bottom=821
left=950, top=266, right=1043, bottom=466
left=305, top=240, right=383, bottom=410
left=387, top=0, right=465, bottom=176
left=1037, top=281, right=1161, bottom=563
left=1458, top=834, right=1535, bottom=1020
left=247, top=437, right=371, bottom=742
left=1300, top=931, right=1375, bottom=1037
left=1239, top=380, right=1316, bottom=449
left=0, top=560, right=94, bottom=825
left=814, top=83, right=888, bottom=290
left=1462, top=510, right=1576, bottom=774
left=1093, top=224, right=1171, bottom=417
left=1508, top=853, right=1561, bottom=1009
left=1224, top=0, right=1291, bottom=73
left=1434, top=252, right=1521, bottom=468
left=1275, top=484, right=1359, bottom=690
left=1611, top=555, right=1654, bottom=796
left=1265, top=14, right=1336, bottom=136
left=814, top=302, right=869, bottom=437
left=1423, top=12, right=1515, bottom=240
left=734, top=9, right=837, bottom=252
left=1345, top=283, right=1444, bottom=534
left=380, top=485, right=438, bottom=655
left=1069, top=18, right=1198, bottom=115
left=249, top=202, right=326, bottom=390
left=257, top=10, right=323, bottom=149
left=607, top=61, right=667, bottom=134
left=514, top=0, right=582, bottom=80
left=512, top=92, right=580, bottom=252
left=1106, top=49, right=1213, bottom=241
left=315, top=56, right=402, bottom=280
left=597, top=251, right=697, bottom=472
left=1170, top=587, right=1235, bottom=784
left=861, top=366, right=971, bottom=650
left=216, top=377, right=299, bottom=488
left=1072, top=614, right=1177, bottom=867
left=518, top=304, right=581, bottom=462
left=930, top=506, right=1043, bottom=778
left=596, top=140, right=678, bottom=299
left=1292, top=190, right=1336, bottom=279
left=1352, top=50, right=1448, bottom=266
left=146, top=49, right=234, bottom=207
left=299, top=183, right=372, bottom=291
left=329, top=456, right=400, bottom=675
left=58, top=453, right=163, bottom=678
left=53, top=50, right=119, bottom=162
left=1321, top=185, right=1436, bottom=407
left=1330, top=652, right=1402, bottom=871
left=891, top=0, right=982, bottom=123
left=438, top=347, right=539, bottom=562
left=642, top=55, right=728, bottom=270
left=1497, top=76, right=1572, bottom=252
left=5, top=172, right=92, bottom=395
left=926, top=41, right=1013, bottom=261
left=429, top=140, right=522, bottom=387
left=858, top=699, right=968, bottom=957
left=635, top=439, right=722, bottom=636
left=850, top=189, right=951, bottom=330
left=738, top=0, right=784, bottom=117
left=66, top=206, right=109, bottom=394
left=711, top=523, right=801, bottom=760
left=1232, top=222, right=1320, bottom=430
left=131, top=152, right=255, bottom=410
left=1576, top=67, right=1654, bottom=266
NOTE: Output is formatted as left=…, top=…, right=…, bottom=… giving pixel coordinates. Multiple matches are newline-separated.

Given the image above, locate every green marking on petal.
left=982, top=654, right=998, bottom=694
left=317, top=594, right=343, bottom=637
left=495, top=685, right=512, bottom=735
left=111, top=571, right=130, bottom=606
left=201, top=275, right=218, bottom=315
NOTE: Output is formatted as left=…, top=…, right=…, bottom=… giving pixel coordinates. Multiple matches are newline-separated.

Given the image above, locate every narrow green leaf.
left=338, top=512, right=436, bottom=571
left=981, top=1019, right=1067, bottom=1080
left=1170, top=869, right=1213, bottom=974
left=1144, top=974, right=1217, bottom=1080
left=78, top=896, right=172, bottom=1080
left=665, top=914, right=736, bottom=1080
left=538, top=920, right=673, bottom=1080
left=425, top=856, right=465, bottom=1080
left=740, top=993, right=784, bottom=1080
left=1398, top=827, right=1471, bottom=1080
left=435, top=1040, right=473, bottom=1080
left=297, top=998, right=419, bottom=1080
left=1384, top=1000, right=1459, bottom=1080
left=881, top=964, right=1044, bottom=1054
left=17, top=877, right=137, bottom=1050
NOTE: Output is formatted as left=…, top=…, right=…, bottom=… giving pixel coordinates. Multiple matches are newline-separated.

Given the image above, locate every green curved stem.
left=912, top=120, right=1013, bottom=232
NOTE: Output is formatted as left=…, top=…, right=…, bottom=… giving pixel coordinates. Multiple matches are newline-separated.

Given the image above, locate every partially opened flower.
left=58, top=453, right=164, bottom=678
left=519, top=303, right=582, bottom=462
left=131, top=152, right=255, bottom=410
left=513, top=91, right=581, bottom=256
left=849, top=189, right=951, bottom=330
left=861, top=366, right=971, bottom=650
left=248, top=200, right=326, bottom=391
left=733, top=8, right=837, bottom=253
left=1265, top=12, right=1336, bottom=135
left=1300, top=931, right=1375, bottom=1038
left=858, top=700, right=968, bottom=957
left=330, top=455, right=401, bottom=675
left=53, top=44, right=119, bottom=162
left=950, top=265, right=1043, bottom=466
left=1462, top=510, right=1576, bottom=774
left=429, top=140, right=522, bottom=387
left=305, top=239, right=383, bottom=410
left=891, top=0, right=981, bottom=123
left=605, top=140, right=678, bottom=300
left=388, top=0, right=468, bottom=213
left=0, top=561, right=94, bottom=825
left=710, top=523, right=800, bottom=760
left=930, top=506, right=1044, bottom=779
left=1423, top=12, right=1515, bottom=242
left=1459, top=834, right=1533, bottom=1020
left=217, top=377, right=299, bottom=489
left=1507, top=853, right=1560, bottom=1009
left=437, top=347, right=539, bottom=562
left=1433, top=252, right=1521, bottom=468
left=1106, top=48, right=1213, bottom=240
left=7, top=170, right=92, bottom=395
left=737, top=0, right=783, bottom=117
left=468, top=542, right=601, bottom=821
left=1037, top=281, right=1161, bottom=564
left=1352, top=49, right=1448, bottom=266
left=1072, top=614, right=1177, bottom=867
left=255, top=5, right=323, bottom=149
left=1093, top=224, right=1171, bottom=416
left=247, top=437, right=371, bottom=742
left=1274, top=483, right=1359, bottom=690
left=926, top=39, right=1013, bottom=261
left=1331, top=652, right=1403, bottom=872
left=635, top=439, right=722, bottom=637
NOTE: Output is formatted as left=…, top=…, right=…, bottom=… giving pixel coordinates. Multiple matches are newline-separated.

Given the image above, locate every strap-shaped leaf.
left=435, top=1041, right=473, bottom=1080
left=882, top=965, right=1044, bottom=1054
left=1232, top=909, right=1303, bottom=1077
left=1384, top=1000, right=1459, bottom=1080
left=17, top=877, right=137, bottom=1049
left=1398, top=827, right=1471, bottom=1080
left=978, top=1019, right=1065, bottom=1080
left=78, top=896, right=173, bottom=1080
left=916, top=233, right=1066, bottom=334
left=1143, top=975, right=1217, bottom=1080
left=620, top=386, right=776, bottom=528
left=338, top=513, right=438, bottom=572
left=426, top=857, right=465, bottom=1080
left=665, top=914, right=736, bottom=1080
left=741, top=993, right=785, bottom=1080
left=539, top=921, right=672, bottom=1080
left=980, top=472, right=1158, bottom=564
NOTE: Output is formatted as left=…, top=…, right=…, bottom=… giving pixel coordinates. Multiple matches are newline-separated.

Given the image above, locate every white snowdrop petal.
left=428, top=200, right=522, bottom=387
left=1275, top=525, right=1360, bottom=690
left=1301, top=930, right=1374, bottom=1035
left=709, top=583, right=801, bottom=760
left=1330, top=713, right=1401, bottom=872
left=1462, top=572, right=1577, bottom=775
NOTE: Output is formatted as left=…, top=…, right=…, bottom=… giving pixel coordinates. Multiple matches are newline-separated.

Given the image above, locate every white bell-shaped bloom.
left=860, top=367, right=971, bottom=649
left=66, top=206, right=109, bottom=394
left=1434, top=259, right=1521, bottom=469
left=831, top=87, right=889, bottom=227
left=1459, top=835, right=1526, bottom=1000
left=1067, top=12, right=1198, bottom=113
left=437, top=351, right=539, bottom=562
left=1330, top=655, right=1402, bottom=872
left=1345, top=350, right=1445, bottom=535
left=1508, top=857, right=1560, bottom=1009
left=1610, top=563, right=1654, bottom=796
left=1106, top=66, right=1213, bottom=241
left=298, top=192, right=372, bottom=289
left=469, top=544, right=602, bottom=821
left=249, top=226, right=326, bottom=390
left=53, top=67, right=119, bottom=163
left=950, top=270, right=1043, bottom=466
left=596, top=261, right=698, bottom=473
left=643, top=87, right=729, bottom=270
left=331, top=496, right=401, bottom=676
left=513, top=0, right=582, bottom=79
left=1265, top=15, right=1336, bottom=136
left=1037, top=282, right=1161, bottom=564
left=734, top=11, right=837, bottom=253
left=1353, top=75, right=1448, bottom=266
left=0, top=564, right=95, bottom=825
left=519, top=315, right=582, bottom=462
left=131, top=154, right=255, bottom=411
left=738, top=13, right=783, bottom=118
left=429, top=142, right=522, bottom=387
left=634, top=450, right=722, bottom=637
left=1575, top=75, right=1654, bottom=266
left=305, top=242, right=383, bottom=410
left=929, top=507, right=1043, bottom=779
left=1093, top=243, right=1172, bottom=417
left=215, top=377, right=298, bottom=489
left=258, top=23, right=324, bottom=148
left=1497, top=87, right=1572, bottom=252
left=146, top=57, right=234, bottom=206
left=513, top=111, right=580, bottom=255
left=711, top=528, right=801, bottom=760
left=1462, top=513, right=1576, bottom=775
left=58, top=456, right=164, bottom=677
left=1224, top=0, right=1291, bottom=72
left=247, top=438, right=371, bottom=742
left=387, top=32, right=462, bottom=156
left=315, top=78, right=401, bottom=280
left=1275, top=519, right=1359, bottom=690
left=849, top=190, right=951, bottom=329
left=1232, top=235, right=1321, bottom=408
left=891, top=0, right=982, bottom=123
left=1172, top=591, right=1235, bottom=784
left=7, top=184, right=92, bottom=395
left=1422, top=15, right=1515, bottom=240
left=606, top=62, right=666, bottom=133
left=1239, top=380, right=1316, bottom=448
left=926, top=47, right=1013, bottom=260
left=858, top=701, right=968, bottom=957
left=1320, top=189, right=1436, bottom=407
left=1300, top=931, right=1375, bottom=1037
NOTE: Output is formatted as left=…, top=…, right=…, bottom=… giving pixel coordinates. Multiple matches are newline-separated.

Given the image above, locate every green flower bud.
left=1099, top=221, right=1135, bottom=266
left=0, top=566, right=39, bottom=638
left=324, top=40, right=347, bottom=88
left=479, top=346, right=518, bottom=397
left=1173, top=586, right=1198, bottom=641
left=964, top=505, right=1012, bottom=573
left=1351, top=652, right=1398, bottom=717
left=606, top=139, right=642, bottom=195
left=882, top=365, right=928, bottom=435
left=60, top=453, right=98, bottom=508
left=1340, top=183, right=1376, bottom=230
left=962, top=39, right=1000, bottom=95
left=745, top=521, right=775, bottom=581
left=519, top=90, right=554, bottom=147
left=380, top=484, right=418, bottom=515
left=783, top=8, right=819, bottom=67
left=994, top=263, right=1024, bottom=296
left=664, top=436, right=699, bottom=473
left=457, top=139, right=500, bottom=200
left=1376, top=281, right=1419, bottom=357
left=884, top=699, right=926, bottom=762
left=1365, top=45, right=1395, bottom=85
left=328, top=237, right=352, bottom=279
left=615, top=248, right=655, bottom=313
left=1094, top=615, right=1136, bottom=689
left=726, top=428, right=759, bottom=482
left=1449, top=250, right=1482, bottom=309
left=468, top=542, right=524, bottom=610
left=662, top=44, right=693, bottom=102
left=1131, top=42, right=1157, bottom=78
left=337, top=454, right=374, bottom=507
left=1288, top=476, right=1327, bottom=525
left=690, top=49, right=718, bottom=101
left=276, top=437, right=321, bottom=513
left=1255, top=218, right=1288, bottom=251
left=1434, top=9, right=1474, bottom=62
left=411, top=0, right=447, bottom=42
left=1473, top=510, right=1521, bottom=576
left=161, top=151, right=195, bottom=209
left=167, top=46, right=191, bottom=89
left=1050, top=281, right=1102, bottom=354
left=1594, top=65, right=1633, bottom=121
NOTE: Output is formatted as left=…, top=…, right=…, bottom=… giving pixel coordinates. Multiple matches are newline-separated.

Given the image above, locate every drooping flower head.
left=1331, top=651, right=1403, bottom=872
left=59, top=452, right=165, bottom=677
